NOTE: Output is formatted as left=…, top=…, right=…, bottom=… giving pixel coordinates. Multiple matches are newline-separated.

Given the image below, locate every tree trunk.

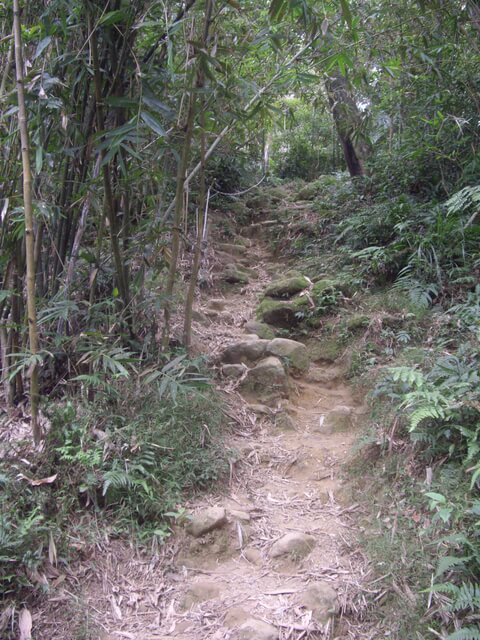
left=13, top=0, right=41, bottom=443
left=325, top=72, right=368, bottom=178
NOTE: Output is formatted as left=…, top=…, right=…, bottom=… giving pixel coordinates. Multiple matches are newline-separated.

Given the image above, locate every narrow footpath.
left=80, top=226, right=371, bottom=640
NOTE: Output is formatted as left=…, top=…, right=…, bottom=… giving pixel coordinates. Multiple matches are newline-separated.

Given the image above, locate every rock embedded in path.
left=248, top=403, right=273, bottom=416
left=181, top=580, right=221, bottom=610
left=224, top=606, right=250, bottom=629
left=222, top=264, right=250, bottom=285
left=269, top=532, right=316, bottom=559
left=243, top=548, right=262, bottom=565
left=222, top=339, right=269, bottom=365
left=186, top=507, right=227, bottom=538
left=266, top=338, right=310, bottom=373
left=233, top=618, right=278, bottom=640
left=305, top=367, right=342, bottom=387
left=243, top=356, right=288, bottom=397
left=244, top=319, right=276, bottom=340
left=321, top=406, right=354, bottom=434
left=264, top=275, right=310, bottom=299
left=298, top=583, right=339, bottom=624
left=218, top=242, right=248, bottom=256
left=243, top=334, right=260, bottom=341
left=275, top=411, right=296, bottom=431
left=191, top=309, right=210, bottom=325
left=207, top=298, right=227, bottom=311
left=305, top=336, right=343, bottom=363
left=256, top=297, right=308, bottom=328
left=222, top=364, right=246, bottom=380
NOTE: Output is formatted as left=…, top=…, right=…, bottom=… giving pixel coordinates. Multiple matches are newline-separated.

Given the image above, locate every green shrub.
left=0, top=358, right=227, bottom=600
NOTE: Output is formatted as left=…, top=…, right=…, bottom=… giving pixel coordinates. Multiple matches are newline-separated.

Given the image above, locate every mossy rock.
left=264, top=275, right=310, bottom=299
left=346, top=314, right=370, bottom=332
left=229, top=201, right=250, bottom=220
left=241, top=356, right=288, bottom=400
left=312, top=277, right=357, bottom=298
left=267, top=338, right=310, bottom=373
left=246, top=193, right=271, bottom=209
left=218, top=242, right=248, bottom=256
left=311, top=279, right=337, bottom=296
left=223, top=265, right=250, bottom=285
left=297, top=175, right=340, bottom=201
left=297, top=183, right=320, bottom=201
left=244, top=320, right=276, bottom=340
left=323, top=406, right=354, bottom=433
left=257, top=296, right=308, bottom=328
left=305, top=336, right=344, bottom=363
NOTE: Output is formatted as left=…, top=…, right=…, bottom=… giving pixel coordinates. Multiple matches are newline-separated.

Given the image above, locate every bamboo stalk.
left=13, top=0, right=41, bottom=443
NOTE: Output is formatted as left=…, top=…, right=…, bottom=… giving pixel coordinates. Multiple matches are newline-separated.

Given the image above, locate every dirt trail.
left=60, top=235, right=369, bottom=640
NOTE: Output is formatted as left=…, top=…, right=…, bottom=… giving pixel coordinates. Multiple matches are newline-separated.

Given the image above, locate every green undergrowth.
left=345, top=296, right=480, bottom=637
left=249, top=175, right=480, bottom=638
left=0, top=356, right=228, bottom=612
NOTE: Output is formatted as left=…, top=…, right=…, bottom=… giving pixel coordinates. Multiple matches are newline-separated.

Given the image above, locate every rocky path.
left=69, top=234, right=369, bottom=640
left=146, top=236, right=368, bottom=640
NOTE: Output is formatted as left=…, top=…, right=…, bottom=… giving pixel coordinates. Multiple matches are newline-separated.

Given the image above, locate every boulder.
left=191, top=309, right=210, bottom=325
left=224, top=607, right=250, bottom=629
left=244, top=320, right=275, bottom=340
left=218, top=242, right=248, bottom=256
left=233, top=619, right=278, bottom=640
left=248, top=403, right=273, bottom=416
left=305, top=367, right=341, bottom=387
left=306, top=337, right=343, bottom=363
left=312, top=277, right=356, bottom=298
left=222, top=364, right=246, bottom=380
left=275, top=412, right=296, bottom=431
left=246, top=193, right=271, bottom=209
left=207, top=298, right=227, bottom=311
left=264, top=275, right=310, bottom=299
left=229, top=509, right=251, bottom=522
left=346, top=314, right=370, bottom=332
left=298, top=583, right=339, bottom=624
left=267, top=338, right=310, bottom=373
left=269, top=532, right=316, bottom=559
left=321, top=406, right=354, bottom=434
left=256, top=297, right=308, bottom=328
left=223, top=265, right=250, bottom=285
left=222, top=340, right=269, bottom=365
left=243, top=548, right=262, bottom=565
left=186, top=507, right=227, bottom=538
left=297, top=182, right=320, bottom=200
left=243, top=357, right=287, bottom=396
left=181, top=580, right=221, bottom=610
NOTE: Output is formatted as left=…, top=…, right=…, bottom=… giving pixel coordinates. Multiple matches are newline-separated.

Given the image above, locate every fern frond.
left=435, top=556, right=469, bottom=578
left=446, top=625, right=480, bottom=640
left=409, top=405, right=445, bottom=431
left=450, top=583, right=480, bottom=612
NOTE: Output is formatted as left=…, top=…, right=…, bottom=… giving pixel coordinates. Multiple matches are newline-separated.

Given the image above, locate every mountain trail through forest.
left=60, top=222, right=372, bottom=640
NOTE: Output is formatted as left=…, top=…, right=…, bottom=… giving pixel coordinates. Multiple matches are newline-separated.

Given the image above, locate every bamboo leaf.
left=340, top=0, right=353, bottom=28
left=34, top=36, right=51, bottom=59
left=141, top=111, right=166, bottom=137
left=98, top=10, right=128, bottom=26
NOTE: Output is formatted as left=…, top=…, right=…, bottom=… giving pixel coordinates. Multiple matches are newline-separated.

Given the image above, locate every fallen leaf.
left=110, top=596, right=122, bottom=621
left=18, top=609, right=32, bottom=640
left=49, top=532, right=57, bottom=566
left=0, top=607, right=13, bottom=633
left=18, top=473, right=58, bottom=486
